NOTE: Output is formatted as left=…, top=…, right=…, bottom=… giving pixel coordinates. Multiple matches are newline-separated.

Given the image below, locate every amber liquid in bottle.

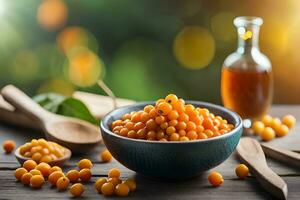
left=221, top=16, right=273, bottom=120
left=221, top=67, right=272, bottom=119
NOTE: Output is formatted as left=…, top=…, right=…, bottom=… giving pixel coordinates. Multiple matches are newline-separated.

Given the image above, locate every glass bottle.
left=221, top=16, right=273, bottom=120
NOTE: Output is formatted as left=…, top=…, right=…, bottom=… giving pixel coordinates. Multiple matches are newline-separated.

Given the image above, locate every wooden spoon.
left=1, top=85, right=102, bottom=153
left=236, top=137, right=288, bottom=200
left=14, top=146, right=71, bottom=167
left=261, top=143, right=300, bottom=168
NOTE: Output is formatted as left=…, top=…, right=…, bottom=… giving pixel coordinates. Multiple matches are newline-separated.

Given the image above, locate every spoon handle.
left=1, top=85, right=53, bottom=126
left=261, top=143, right=300, bottom=168
left=237, top=137, right=288, bottom=200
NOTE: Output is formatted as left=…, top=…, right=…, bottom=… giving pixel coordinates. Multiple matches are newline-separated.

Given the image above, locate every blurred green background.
left=0, top=0, right=299, bottom=103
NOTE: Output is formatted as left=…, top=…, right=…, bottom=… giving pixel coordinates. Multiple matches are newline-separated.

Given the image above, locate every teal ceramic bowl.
left=101, top=101, right=243, bottom=180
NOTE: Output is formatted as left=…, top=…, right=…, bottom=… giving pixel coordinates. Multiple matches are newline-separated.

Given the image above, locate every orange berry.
left=156, top=102, right=172, bottom=115
left=168, top=119, right=178, bottom=127
left=165, top=94, right=178, bottom=104
left=134, top=122, right=145, bottom=131
left=168, top=110, right=179, bottom=120
left=252, top=121, right=265, bottom=135
left=199, top=108, right=209, bottom=117
left=115, top=183, right=130, bottom=197
left=235, top=164, right=249, bottom=179
left=208, top=171, right=224, bottom=187
left=101, top=149, right=113, bottom=163
left=2, top=140, right=16, bottom=153
left=178, top=129, right=186, bottom=136
left=160, top=122, right=168, bottom=129
left=137, top=128, right=147, bottom=139
left=270, top=118, right=281, bottom=132
left=140, top=112, right=150, bottom=122
left=66, top=170, right=80, bottom=183
left=108, top=168, right=121, bottom=178
left=35, top=162, right=51, bottom=177
left=147, top=131, right=156, bottom=140
left=48, top=171, right=64, bottom=186
left=23, top=160, right=37, bottom=171
left=49, top=166, right=62, bottom=174
left=198, top=132, right=208, bottom=139
left=179, top=136, right=189, bottom=141
left=166, top=126, right=176, bottom=135
left=156, top=131, right=165, bottom=140
left=78, top=158, right=93, bottom=169
left=70, top=183, right=84, bottom=197
left=101, top=182, right=115, bottom=196
left=30, top=175, right=45, bottom=188
left=122, top=179, right=137, bottom=192
left=204, top=130, right=214, bottom=138
left=185, top=104, right=195, bottom=116
left=15, top=167, right=28, bottom=181
left=155, top=116, right=165, bottom=124
left=29, top=169, right=42, bottom=176
left=56, top=176, right=70, bottom=190
left=95, top=178, right=107, bottom=193
left=176, top=121, right=187, bottom=130
left=187, top=130, right=198, bottom=140
left=178, top=113, right=189, bottom=122
left=146, top=119, right=157, bottom=131
left=282, top=115, right=296, bottom=129
left=261, top=127, right=275, bottom=141
left=262, top=115, right=272, bottom=126
left=107, top=177, right=122, bottom=186
left=144, top=105, right=154, bottom=113
left=170, top=133, right=180, bottom=141
left=21, top=172, right=33, bottom=185
left=196, top=125, right=204, bottom=134
left=186, top=121, right=196, bottom=131
left=148, top=108, right=157, bottom=118
left=155, top=99, right=165, bottom=106
left=131, top=113, right=141, bottom=122
left=171, top=100, right=185, bottom=113
left=125, top=122, right=135, bottom=130
left=79, top=168, right=92, bottom=182
left=119, top=128, right=129, bottom=137
left=276, top=124, right=289, bottom=137
left=203, top=118, right=214, bottom=129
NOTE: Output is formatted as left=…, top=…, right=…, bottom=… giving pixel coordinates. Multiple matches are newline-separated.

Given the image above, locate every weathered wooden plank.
left=1, top=105, right=300, bottom=199
left=0, top=170, right=299, bottom=200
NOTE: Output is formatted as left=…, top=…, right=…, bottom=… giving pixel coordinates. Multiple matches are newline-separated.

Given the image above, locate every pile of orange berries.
left=14, top=158, right=93, bottom=197
left=18, top=139, right=68, bottom=163
left=94, top=168, right=136, bottom=197
left=111, top=94, right=234, bottom=141
left=252, top=114, right=296, bottom=141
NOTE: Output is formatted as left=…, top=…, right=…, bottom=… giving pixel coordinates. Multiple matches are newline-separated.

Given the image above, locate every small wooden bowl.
left=14, top=146, right=72, bottom=167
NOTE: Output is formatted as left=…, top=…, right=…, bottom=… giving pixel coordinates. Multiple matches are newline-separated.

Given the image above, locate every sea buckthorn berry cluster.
left=18, top=139, right=68, bottom=163
left=13, top=158, right=93, bottom=197
left=111, top=94, right=234, bottom=141
left=252, top=114, right=296, bottom=141
left=94, top=168, right=136, bottom=197
left=2, top=140, right=16, bottom=153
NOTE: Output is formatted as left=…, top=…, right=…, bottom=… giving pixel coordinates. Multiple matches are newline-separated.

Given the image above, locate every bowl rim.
left=100, top=101, right=243, bottom=144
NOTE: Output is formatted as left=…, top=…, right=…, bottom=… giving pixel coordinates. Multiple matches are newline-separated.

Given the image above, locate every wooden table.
left=0, top=105, right=300, bottom=200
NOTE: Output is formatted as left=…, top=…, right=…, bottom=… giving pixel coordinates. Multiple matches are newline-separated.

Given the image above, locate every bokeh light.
left=10, top=50, right=39, bottom=83
left=173, top=26, right=215, bottom=70
left=66, top=47, right=103, bottom=87
left=38, top=78, right=74, bottom=95
left=37, top=0, right=68, bottom=31
left=57, top=26, right=95, bottom=55
left=211, top=12, right=236, bottom=43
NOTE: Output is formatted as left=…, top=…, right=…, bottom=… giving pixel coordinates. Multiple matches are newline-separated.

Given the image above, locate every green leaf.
left=33, top=93, right=99, bottom=125
left=33, top=93, right=66, bottom=113
left=56, top=97, right=99, bottom=125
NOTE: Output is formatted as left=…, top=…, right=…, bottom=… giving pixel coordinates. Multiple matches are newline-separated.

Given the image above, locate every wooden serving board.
left=0, top=91, right=135, bottom=129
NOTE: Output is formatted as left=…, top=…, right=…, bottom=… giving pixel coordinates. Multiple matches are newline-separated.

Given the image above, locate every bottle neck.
left=236, top=26, right=260, bottom=54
